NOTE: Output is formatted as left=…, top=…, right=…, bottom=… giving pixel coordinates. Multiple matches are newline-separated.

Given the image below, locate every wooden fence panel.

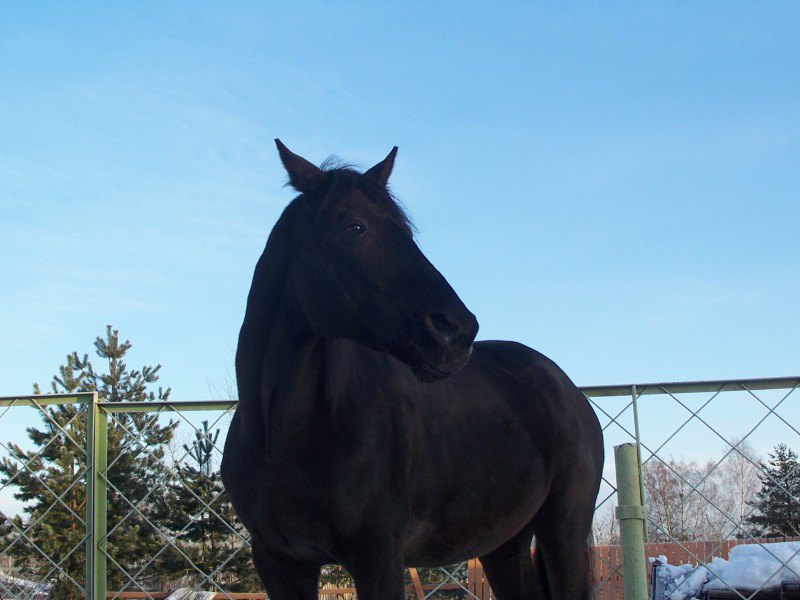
left=592, top=545, right=623, bottom=600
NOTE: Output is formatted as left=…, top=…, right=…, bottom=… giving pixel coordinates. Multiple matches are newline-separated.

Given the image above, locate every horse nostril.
left=424, top=312, right=462, bottom=347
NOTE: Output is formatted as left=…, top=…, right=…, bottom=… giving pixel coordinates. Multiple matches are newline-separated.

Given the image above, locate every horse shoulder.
left=470, top=340, right=575, bottom=403
left=469, top=340, right=602, bottom=460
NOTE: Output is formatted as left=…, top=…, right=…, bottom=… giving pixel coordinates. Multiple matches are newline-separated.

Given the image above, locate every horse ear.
left=275, top=139, right=324, bottom=193
left=364, top=146, right=398, bottom=187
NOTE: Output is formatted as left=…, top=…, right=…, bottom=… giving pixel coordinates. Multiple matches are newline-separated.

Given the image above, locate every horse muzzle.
left=412, top=309, right=478, bottom=382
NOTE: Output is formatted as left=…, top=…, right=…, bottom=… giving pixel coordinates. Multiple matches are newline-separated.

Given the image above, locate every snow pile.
left=650, top=542, right=800, bottom=600
left=0, top=568, right=50, bottom=597
left=705, top=543, right=800, bottom=591
left=650, top=558, right=696, bottom=600
left=165, top=589, right=218, bottom=600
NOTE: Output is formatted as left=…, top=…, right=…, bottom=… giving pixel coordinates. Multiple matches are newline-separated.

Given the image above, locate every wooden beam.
left=409, top=567, right=425, bottom=600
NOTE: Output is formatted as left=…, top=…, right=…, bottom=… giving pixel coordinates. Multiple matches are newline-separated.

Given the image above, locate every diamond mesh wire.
left=98, top=404, right=255, bottom=599
left=587, top=391, right=636, bottom=600
left=0, top=398, right=89, bottom=600
left=588, top=378, right=800, bottom=600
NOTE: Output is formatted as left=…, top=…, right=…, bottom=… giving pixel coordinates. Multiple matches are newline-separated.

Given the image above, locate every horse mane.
left=235, top=200, right=302, bottom=434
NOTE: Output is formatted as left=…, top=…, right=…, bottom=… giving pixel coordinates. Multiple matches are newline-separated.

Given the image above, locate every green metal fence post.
left=630, top=384, right=648, bottom=540
left=615, top=443, right=649, bottom=600
left=86, top=392, right=108, bottom=599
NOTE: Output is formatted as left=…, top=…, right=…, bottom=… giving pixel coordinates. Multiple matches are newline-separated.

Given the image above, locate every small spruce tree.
left=747, top=443, right=800, bottom=537
left=153, top=421, right=259, bottom=591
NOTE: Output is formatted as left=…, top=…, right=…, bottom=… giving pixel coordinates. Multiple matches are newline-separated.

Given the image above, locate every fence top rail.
left=580, top=376, right=800, bottom=398
left=98, top=400, right=237, bottom=413
left=0, top=391, right=96, bottom=407
left=2, top=376, right=798, bottom=410
left=0, top=394, right=234, bottom=411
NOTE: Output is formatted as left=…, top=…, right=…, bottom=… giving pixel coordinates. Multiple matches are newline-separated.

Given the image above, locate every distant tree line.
left=594, top=439, right=800, bottom=545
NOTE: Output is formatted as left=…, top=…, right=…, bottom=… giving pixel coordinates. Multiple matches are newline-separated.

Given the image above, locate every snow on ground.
left=165, top=589, right=217, bottom=600
left=651, top=541, right=800, bottom=600
left=0, top=568, right=50, bottom=597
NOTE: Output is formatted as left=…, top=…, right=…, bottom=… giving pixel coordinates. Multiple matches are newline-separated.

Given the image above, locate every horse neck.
left=239, top=290, right=397, bottom=447
left=234, top=201, right=393, bottom=447
left=235, top=281, right=314, bottom=440
left=236, top=269, right=377, bottom=447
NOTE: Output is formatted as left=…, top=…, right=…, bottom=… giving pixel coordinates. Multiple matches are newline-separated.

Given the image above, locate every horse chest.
left=232, top=437, right=407, bottom=555
left=224, top=456, right=332, bottom=557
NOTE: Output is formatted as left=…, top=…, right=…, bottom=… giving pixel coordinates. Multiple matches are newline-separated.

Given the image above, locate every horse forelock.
left=297, top=161, right=415, bottom=236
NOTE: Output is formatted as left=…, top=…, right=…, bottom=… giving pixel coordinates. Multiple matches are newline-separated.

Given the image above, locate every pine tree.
left=0, top=326, right=177, bottom=599
left=153, top=421, right=259, bottom=592
left=747, top=443, right=800, bottom=537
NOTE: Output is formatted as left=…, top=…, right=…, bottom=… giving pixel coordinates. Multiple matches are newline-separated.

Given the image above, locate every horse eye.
left=345, top=223, right=366, bottom=236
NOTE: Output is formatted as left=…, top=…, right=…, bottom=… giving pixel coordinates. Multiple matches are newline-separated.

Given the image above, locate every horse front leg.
left=251, top=542, right=321, bottom=600
left=342, top=535, right=406, bottom=600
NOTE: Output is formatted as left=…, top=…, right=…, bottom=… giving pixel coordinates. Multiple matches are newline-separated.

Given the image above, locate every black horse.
left=221, top=141, right=604, bottom=600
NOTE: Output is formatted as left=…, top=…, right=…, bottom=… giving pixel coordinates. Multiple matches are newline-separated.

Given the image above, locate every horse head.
left=274, top=139, right=478, bottom=381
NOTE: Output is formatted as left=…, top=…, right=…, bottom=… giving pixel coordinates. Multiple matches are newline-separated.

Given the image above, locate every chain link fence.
left=588, top=377, right=800, bottom=600
left=2, top=377, right=798, bottom=599
left=0, top=393, right=480, bottom=599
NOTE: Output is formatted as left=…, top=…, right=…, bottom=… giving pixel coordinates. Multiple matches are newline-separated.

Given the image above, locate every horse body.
left=222, top=141, right=603, bottom=599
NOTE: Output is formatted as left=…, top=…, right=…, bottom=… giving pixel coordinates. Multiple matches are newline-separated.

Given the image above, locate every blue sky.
left=1, top=2, right=798, bottom=405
